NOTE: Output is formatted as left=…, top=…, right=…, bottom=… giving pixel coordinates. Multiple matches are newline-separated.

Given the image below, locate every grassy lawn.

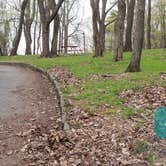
left=0, top=49, right=165, bottom=114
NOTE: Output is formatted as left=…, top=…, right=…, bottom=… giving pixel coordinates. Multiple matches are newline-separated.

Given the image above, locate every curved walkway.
left=0, top=65, right=59, bottom=166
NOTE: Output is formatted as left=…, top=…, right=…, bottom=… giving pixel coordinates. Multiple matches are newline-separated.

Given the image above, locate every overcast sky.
left=81, top=0, right=92, bottom=19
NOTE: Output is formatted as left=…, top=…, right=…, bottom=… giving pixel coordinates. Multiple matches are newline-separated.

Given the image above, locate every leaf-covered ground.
left=0, top=49, right=165, bottom=165
left=28, top=66, right=164, bottom=165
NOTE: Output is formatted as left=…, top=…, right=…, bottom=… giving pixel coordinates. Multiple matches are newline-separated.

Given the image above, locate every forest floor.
left=0, top=49, right=166, bottom=165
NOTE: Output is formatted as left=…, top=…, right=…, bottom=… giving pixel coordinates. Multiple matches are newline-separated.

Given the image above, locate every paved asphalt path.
left=0, top=65, right=29, bottom=117
left=0, top=65, right=59, bottom=166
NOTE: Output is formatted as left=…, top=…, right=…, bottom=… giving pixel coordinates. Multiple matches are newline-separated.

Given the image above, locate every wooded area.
left=0, top=0, right=166, bottom=165
left=0, top=0, right=165, bottom=71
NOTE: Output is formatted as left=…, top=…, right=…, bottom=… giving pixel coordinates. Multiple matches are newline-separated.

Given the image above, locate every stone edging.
left=0, top=62, right=70, bottom=130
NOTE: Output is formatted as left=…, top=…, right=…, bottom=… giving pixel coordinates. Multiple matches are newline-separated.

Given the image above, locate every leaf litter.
left=20, top=68, right=166, bottom=165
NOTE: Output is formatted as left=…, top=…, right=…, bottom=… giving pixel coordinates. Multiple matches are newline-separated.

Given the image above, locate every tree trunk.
left=90, top=0, right=107, bottom=57
left=10, top=0, right=28, bottom=56
left=163, top=31, right=166, bottom=48
left=114, top=0, right=126, bottom=61
left=60, top=25, right=64, bottom=54
left=146, top=0, right=151, bottom=49
left=38, top=0, right=64, bottom=57
left=91, top=0, right=100, bottom=57
left=64, top=24, right=68, bottom=54
left=41, top=23, right=50, bottom=57
left=58, top=26, right=63, bottom=54
left=24, top=23, right=32, bottom=54
left=37, top=23, right=41, bottom=55
left=25, top=0, right=36, bottom=55
left=162, top=16, right=166, bottom=48
left=0, top=48, right=3, bottom=56
left=124, top=0, right=135, bottom=51
left=33, top=20, right=37, bottom=54
left=63, top=1, right=68, bottom=54
left=126, top=0, right=145, bottom=72
left=51, top=15, right=60, bottom=56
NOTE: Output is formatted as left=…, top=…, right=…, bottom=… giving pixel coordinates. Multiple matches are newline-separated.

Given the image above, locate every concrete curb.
left=0, top=62, right=70, bottom=130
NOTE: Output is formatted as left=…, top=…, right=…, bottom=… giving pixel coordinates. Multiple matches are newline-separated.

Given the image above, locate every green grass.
left=0, top=49, right=165, bottom=77
left=0, top=49, right=165, bottom=114
left=133, top=140, right=149, bottom=153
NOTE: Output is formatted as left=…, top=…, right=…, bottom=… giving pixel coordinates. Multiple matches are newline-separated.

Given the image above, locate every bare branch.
left=105, top=18, right=117, bottom=27
left=105, top=1, right=118, bottom=16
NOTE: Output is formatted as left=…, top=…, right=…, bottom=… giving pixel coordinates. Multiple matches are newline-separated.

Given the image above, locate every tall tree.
left=0, top=48, right=3, bottom=56
left=51, top=15, right=60, bottom=56
left=157, top=0, right=166, bottom=48
left=149, top=0, right=166, bottom=49
left=33, top=5, right=39, bottom=55
left=49, top=0, right=60, bottom=56
left=24, top=0, right=36, bottom=55
left=126, top=0, right=145, bottom=72
left=63, top=0, right=69, bottom=54
left=124, top=0, right=135, bottom=51
left=60, top=0, right=83, bottom=54
left=114, top=0, right=126, bottom=61
left=38, top=0, right=64, bottom=57
left=0, top=31, right=9, bottom=56
left=0, top=0, right=10, bottom=55
left=146, top=0, right=151, bottom=49
left=10, top=0, right=28, bottom=56
left=90, top=0, right=117, bottom=57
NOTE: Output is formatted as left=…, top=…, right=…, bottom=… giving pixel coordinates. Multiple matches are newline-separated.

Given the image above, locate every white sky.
left=80, top=0, right=92, bottom=19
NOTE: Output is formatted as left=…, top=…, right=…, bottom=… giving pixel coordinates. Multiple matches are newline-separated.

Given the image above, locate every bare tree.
left=90, top=0, right=117, bottom=57
left=63, top=0, right=68, bottom=54
left=10, top=0, right=28, bottom=56
left=58, top=0, right=81, bottom=55
left=37, top=23, right=41, bottom=55
left=33, top=6, right=39, bottom=55
left=90, top=0, right=106, bottom=57
left=24, top=0, right=36, bottom=55
left=124, top=0, right=135, bottom=51
left=146, top=0, right=151, bottom=49
left=0, top=48, right=3, bottom=56
left=126, top=0, right=145, bottom=72
left=114, top=0, right=126, bottom=61
left=147, top=0, right=166, bottom=49
left=0, top=0, right=10, bottom=55
left=51, top=14, right=60, bottom=56
left=157, top=0, right=166, bottom=48
left=38, top=0, right=64, bottom=57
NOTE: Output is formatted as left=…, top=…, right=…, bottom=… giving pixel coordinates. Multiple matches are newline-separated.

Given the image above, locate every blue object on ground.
left=155, top=107, right=166, bottom=139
